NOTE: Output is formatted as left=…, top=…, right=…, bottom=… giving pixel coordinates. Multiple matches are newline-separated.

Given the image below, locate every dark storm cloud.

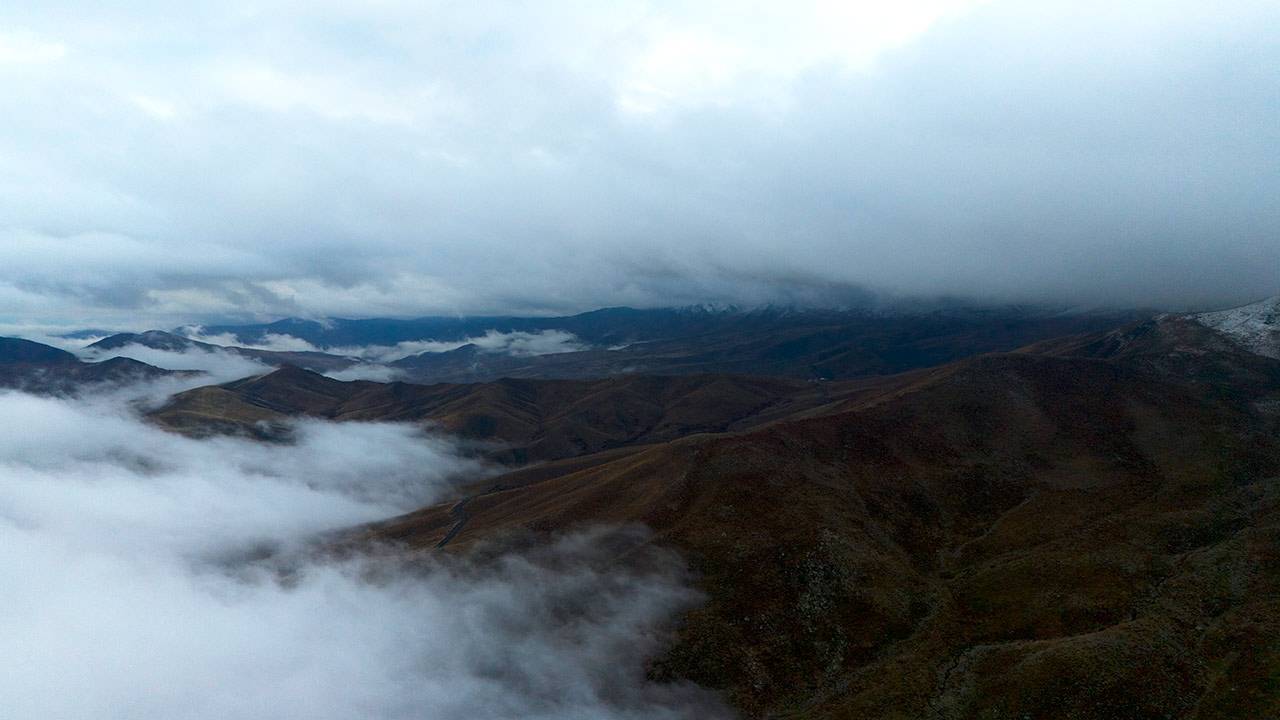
left=0, top=0, right=1276, bottom=324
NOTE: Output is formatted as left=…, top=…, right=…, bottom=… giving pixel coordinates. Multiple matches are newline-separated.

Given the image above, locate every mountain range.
left=5, top=299, right=1280, bottom=718
left=348, top=307, right=1280, bottom=719
left=86, top=330, right=358, bottom=373
left=0, top=337, right=174, bottom=394
left=78, top=305, right=1136, bottom=384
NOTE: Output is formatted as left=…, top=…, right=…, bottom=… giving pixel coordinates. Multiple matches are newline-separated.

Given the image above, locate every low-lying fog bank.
left=0, top=383, right=728, bottom=719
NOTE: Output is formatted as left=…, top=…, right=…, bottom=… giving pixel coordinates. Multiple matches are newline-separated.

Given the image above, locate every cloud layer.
left=329, top=330, right=590, bottom=362
left=182, top=327, right=589, bottom=362
left=81, top=342, right=275, bottom=383
left=0, top=0, right=1277, bottom=323
left=0, top=386, right=728, bottom=719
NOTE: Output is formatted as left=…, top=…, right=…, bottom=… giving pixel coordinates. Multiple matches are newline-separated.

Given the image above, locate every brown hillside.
left=150, top=368, right=911, bottom=462
left=356, top=345, right=1280, bottom=719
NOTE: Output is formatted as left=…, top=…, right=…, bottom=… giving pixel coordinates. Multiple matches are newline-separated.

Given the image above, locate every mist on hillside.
left=0, top=383, right=730, bottom=720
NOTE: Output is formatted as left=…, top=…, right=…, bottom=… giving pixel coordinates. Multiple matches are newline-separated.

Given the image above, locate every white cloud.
left=328, top=330, right=589, bottom=363
left=181, top=328, right=327, bottom=353
left=129, top=93, right=178, bottom=120
left=470, top=329, right=587, bottom=357
left=616, top=0, right=987, bottom=116
left=333, top=338, right=473, bottom=361
left=323, top=363, right=407, bottom=382
left=0, top=28, right=65, bottom=65
left=0, top=0, right=1276, bottom=320
left=0, top=388, right=725, bottom=719
left=209, top=62, right=442, bottom=126
left=80, top=343, right=273, bottom=384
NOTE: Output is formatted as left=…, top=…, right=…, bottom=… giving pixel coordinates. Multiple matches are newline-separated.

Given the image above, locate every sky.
left=1, top=0, right=1277, bottom=324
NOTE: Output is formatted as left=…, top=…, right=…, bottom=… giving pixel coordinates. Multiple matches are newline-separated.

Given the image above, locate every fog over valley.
left=0, top=383, right=728, bottom=719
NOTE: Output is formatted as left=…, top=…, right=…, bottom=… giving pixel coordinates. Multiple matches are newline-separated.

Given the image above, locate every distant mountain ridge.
left=0, top=337, right=173, bottom=393
left=146, top=310, right=1280, bottom=718
left=189, top=306, right=759, bottom=349
left=12, top=299, right=1280, bottom=717
left=0, top=337, right=80, bottom=365
left=180, top=305, right=1138, bottom=384
left=390, top=309, right=1136, bottom=383
left=189, top=304, right=1129, bottom=351
left=88, top=330, right=359, bottom=373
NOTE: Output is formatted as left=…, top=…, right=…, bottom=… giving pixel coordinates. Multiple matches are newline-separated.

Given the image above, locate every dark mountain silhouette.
left=384, top=307, right=1130, bottom=383
left=0, top=337, right=173, bottom=394
left=90, top=330, right=198, bottom=352
left=187, top=306, right=1132, bottom=384
left=26, top=306, right=1133, bottom=390
left=193, top=306, right=761, bottom=348
left=88, top=330, right=359, bottom=373
left=0, top=337, right=80, bottom=365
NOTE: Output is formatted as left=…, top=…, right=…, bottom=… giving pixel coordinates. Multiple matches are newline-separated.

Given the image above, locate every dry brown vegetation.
left=155, top=317, right=1280, bottom=719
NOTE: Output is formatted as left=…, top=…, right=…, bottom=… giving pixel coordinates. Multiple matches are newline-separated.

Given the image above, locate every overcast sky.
left=1, top=0, right=1276, bottom=324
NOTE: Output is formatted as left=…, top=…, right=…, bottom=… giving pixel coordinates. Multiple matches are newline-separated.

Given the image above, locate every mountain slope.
left=0, top=337, right=80, bottom=365
left=0, top=337, right=173, bottom=393
left=355, top=337, right=1280, bottom=718
left=1192, top=295, right=1280, bottom=359
left=143, top=313, right=1280, bottom=717
left=178, top=306, right=1134, bottom=384
left=150, top=366, right=907, bottom=461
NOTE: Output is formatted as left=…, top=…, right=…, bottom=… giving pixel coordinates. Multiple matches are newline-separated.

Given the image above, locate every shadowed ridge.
left=74, top=356, right=173, bottom=383
left=88, top=330, right=196, bottom=352
left=0, top=337, right=79, bottom=365
left=0, top=337, right=173, bottom=394
left=218, top=365, right=365, bottom=415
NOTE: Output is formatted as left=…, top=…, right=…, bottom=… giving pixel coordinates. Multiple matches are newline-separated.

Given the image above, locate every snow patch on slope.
left=1192, top=296, right=1280, bottom=359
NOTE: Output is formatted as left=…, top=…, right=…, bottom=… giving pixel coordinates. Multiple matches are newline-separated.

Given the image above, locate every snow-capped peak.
left=1192, top=295, right=1280, bottom=359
